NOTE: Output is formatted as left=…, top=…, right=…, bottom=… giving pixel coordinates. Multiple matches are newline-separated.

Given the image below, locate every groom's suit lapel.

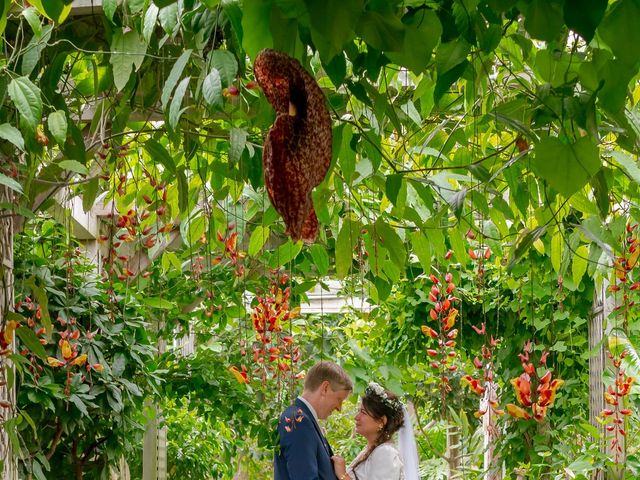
left=295, top=398, right=333, bottom=458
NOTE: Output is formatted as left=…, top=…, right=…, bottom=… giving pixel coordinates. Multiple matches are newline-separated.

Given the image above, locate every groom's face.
left=317, top=382, right=351, bottom=420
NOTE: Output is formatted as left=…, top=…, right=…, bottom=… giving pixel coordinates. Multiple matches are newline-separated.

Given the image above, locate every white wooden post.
left=590, top=282, right=607, bottom=480
left=480, top=382, right=501, bottom=480
left=143, top=324, right=167, bottom=480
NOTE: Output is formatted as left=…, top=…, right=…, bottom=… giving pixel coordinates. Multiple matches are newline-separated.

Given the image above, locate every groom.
left=274, top=361, right=353, bottom=479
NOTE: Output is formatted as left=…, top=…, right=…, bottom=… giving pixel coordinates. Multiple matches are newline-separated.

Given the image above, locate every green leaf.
left=532, top=136, right=601, bottom=198
left=161, top=50, right=192, bottom=111
left=599, top=0, right=640, bottom=67
left=339, top=125, right=356, bottom=182
left=248, top=225, right=270, bottom=256
left=550, top=228, right=563, bottom=274
left=448, top=224, right=466, bottom=265
left=82, top=177, right=99, bottom=213
left=27, top=0, right=72, bottom=24
left=387, top=9, right=441, bottom=74
left=144, top=139, right=176, bottom=174
left=448, top=188, right=467, bottom=220
left=180, top=210, right=206, bottom=247
left=592, top=169, right=609, bottom=217
left=70, top=394, right=89, bottom=416
left=165, top=251, right=182, bottom=272
left=169, top=72, right=191, bottom=130
left=0, top=173, right=23, bottom=195
left=508, top=226, right=547, bottom=270
left=202, top=68, right=222, bottom=108
left=306, top=0, right=362, bottom=61
left=356, top=11, right=405, bottom=53
left=309, top=244, right=329, bottom=276
left=209, top=50, right=238, bottom=86
left=103, top=0, right=118, bottom=23
left=523, top=0, right=564, bottom=42
left=176, top=167, right=188, bottom=213
left=569, top=190, right=598, bottom=216
left=411, top=231, right=431, bottom=274
left=143, top=4, right=159, bottom=43
left=0, top=0, right=12, bottom=36
left=336, top=219, right=362, bottom=278
left=572, top=244, right=589, bottom=285
left=385, top=175, right=402, bottom=205
left=47, top=110, right=67, bottom=145
left=610, top=151, right=640, bottom=185
left=374, top=219, right=406, bottom=270
left=436, top=39, right=471, bottom=75
left=128, top=0, right=144, bottom=14
left=563, top=0, right=607, bottom=43
left=22, top=7, right=42, bottom=36
left=270, top=240, right=303, bottom=268
left=58, top=160, right=88, bottom=175
left=0, top=123, right=25, bottom=151
left=110, top=30, right=148, bottom=92
left=158, top=2, right=179, bottom=35
left=21, top=24, right=52, bottom=76
left=27, top=457, right=44, bottom=478
left=241, top=0, right=273, bottom=59
left=229, top=127, right=247, bottom=164
left=8, top=76, right=43, bottom=132
left=224, top=2, right=243, bottom=48
left=15, top=327, right=47, bottom=361
left=144, top=297, right=174, bottom=309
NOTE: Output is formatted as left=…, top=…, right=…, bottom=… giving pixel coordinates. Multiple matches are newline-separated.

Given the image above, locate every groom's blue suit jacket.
left=274, top=398, right=337, bottom=480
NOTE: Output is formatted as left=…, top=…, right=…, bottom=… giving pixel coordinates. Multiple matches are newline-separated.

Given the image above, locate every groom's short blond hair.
left=304, top=361, right=353, bottom=392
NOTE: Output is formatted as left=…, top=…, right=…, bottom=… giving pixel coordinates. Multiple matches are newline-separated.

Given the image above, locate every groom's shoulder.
left=280, top=401, right=304, bottom=419
left=278, top=402, right=311, bottom=428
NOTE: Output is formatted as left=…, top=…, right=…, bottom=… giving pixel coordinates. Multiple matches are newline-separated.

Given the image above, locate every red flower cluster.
left=506, top=341, right=563, bottom=421
left=214, top=223, right=246, bottom=277
left=230, top=272, right=302, bottom=385
left=11, top=297, right=103, bottom=396
left=603, top=222, right=638, bottom=463
left=99, top=164, right=175, bottom=284
left=601, top=362, right=634, bottom=461
left=461, top=321, right=502, bottom=418
left=421, top=261, right=460, bottom=394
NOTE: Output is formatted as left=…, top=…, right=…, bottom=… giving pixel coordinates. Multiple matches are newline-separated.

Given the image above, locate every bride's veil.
left=398, top=405, right=420, bottom=480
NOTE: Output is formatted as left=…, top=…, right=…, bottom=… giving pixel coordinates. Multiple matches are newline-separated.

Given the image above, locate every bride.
left=331, top=382, right=419, bottom=480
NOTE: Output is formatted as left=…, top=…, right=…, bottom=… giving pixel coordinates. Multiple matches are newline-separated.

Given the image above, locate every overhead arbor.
left=2, top=0, right=640, bottom=478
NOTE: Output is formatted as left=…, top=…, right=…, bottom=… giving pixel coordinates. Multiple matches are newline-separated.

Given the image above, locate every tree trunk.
left=0, top=185, right=17, bottom=480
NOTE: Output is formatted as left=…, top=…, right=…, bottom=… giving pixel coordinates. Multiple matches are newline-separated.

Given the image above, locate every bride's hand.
left=331, top=455, right=346, bottom=477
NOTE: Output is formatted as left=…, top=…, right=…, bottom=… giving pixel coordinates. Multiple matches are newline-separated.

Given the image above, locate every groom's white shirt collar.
left=297, top=396, right=318, bottom=423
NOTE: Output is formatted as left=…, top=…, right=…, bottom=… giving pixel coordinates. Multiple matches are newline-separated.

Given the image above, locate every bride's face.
left=354, top=404, right=384, bottom=439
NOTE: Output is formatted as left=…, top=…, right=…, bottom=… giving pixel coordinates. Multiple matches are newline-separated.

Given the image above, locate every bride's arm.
left=331, top=455, right=352, bottom=480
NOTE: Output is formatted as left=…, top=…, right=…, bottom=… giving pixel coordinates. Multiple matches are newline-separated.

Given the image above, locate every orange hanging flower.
left=461, top=375, right=485, bottom=396
left=229, top=365, right=249, bottom=384
left=506, top=403, right=531, bottom=420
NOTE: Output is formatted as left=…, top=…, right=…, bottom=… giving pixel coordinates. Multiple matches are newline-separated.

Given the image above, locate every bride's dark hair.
left=350, top=385, right=404, bottom=479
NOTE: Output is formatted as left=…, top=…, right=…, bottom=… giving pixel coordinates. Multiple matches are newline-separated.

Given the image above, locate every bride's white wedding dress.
left=347, top=442, right=404, bottom=480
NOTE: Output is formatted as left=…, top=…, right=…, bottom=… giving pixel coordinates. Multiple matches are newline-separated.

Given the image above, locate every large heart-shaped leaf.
left=532, top=136, right=601, bottom=198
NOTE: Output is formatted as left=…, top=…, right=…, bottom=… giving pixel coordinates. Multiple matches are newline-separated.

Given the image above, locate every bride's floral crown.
left=365, top=382, right=403, bottom=413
